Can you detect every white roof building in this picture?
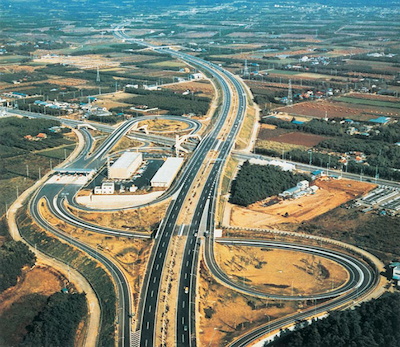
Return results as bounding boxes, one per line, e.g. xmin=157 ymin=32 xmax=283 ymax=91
xmin=249 ymin=158 xmax=295 ymax=171
xmin=151 ymin=157 xmax=184 ymax=188
xmin=94 ymin=182 xmax=115 ymax=194
xmin=108 ymin=152 xmax=143 ymax=179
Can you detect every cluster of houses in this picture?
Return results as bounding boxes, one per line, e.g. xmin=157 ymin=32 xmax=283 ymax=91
xmin=31 ymin=98 xmax=112 ymax=118
xmin=24 ymin=132 xmax=47 ymax=141
xmin=279 ymin=180 xmax=319 ymax=199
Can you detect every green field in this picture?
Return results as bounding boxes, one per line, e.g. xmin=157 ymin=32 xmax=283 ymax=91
xmin=36 ymin=144 xmax=76 ymax=160
xmin=335 ymin=96 xmax=400 ymax=109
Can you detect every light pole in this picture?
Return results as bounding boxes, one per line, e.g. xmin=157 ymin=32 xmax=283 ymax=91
xmin=208 ymin=327 xmax=218 ymax=346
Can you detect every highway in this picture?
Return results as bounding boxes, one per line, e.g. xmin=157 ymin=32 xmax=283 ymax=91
xmin=114 ymin=24 xmax=378 ymax=347
xmin=112 ymin=25 xmax=253 ymax=346
xmin=22 ymin=22 xmax=382 ymax=347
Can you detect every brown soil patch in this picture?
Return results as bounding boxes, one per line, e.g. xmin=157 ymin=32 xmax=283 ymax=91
xmin=198 ymin=259 xmax=299 ymax=347
xmin=139 ymin=119 xmax=190 ymax=133
xmin=46 ymin=78 xmax=89 ymax=87
xmin=33 ymin=54 xmax=120 ymax=69
xmin=68 ymin=201 xmax=168 ymax=233
xmin=0 ymin=266 xmax=66 ymax=313
xmin=278 ymin=100 xmax=400 ymax=120
xmin=164 ymin=80 xmax=214 ymax=98
xmin=110 ymin=137 xmax=143 ymax=153
xmin=260 ymin=124 xmax=277 ymax=130
xmin=230 ymin=178 xmax=375 ymax=228
xmin=215 ymin=244 xmax=348 ymax=296
xmin=268 ymin=132 xmax=329 ymax=147
xmin=257 ymin=127 xmax=288 ymax=141
xmin=39 ymin=200 xmax=153 ymax=329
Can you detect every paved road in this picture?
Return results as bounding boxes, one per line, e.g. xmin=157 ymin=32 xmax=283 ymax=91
xmin=115 ymin=24 xmax=378 ymax=347
xmin=28 ymin=118 xmax=144 ymax=347
xmin=112 ymin=26 xmax=250 ymax=346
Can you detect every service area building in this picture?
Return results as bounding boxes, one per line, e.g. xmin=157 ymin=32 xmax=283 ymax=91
xmin=108 ymin=152 xmax=143 ymax=179
xmin=94 ymin=182 xmax=115 ymax=194
xmin=151 ymin=157 xmax=184 ymax=188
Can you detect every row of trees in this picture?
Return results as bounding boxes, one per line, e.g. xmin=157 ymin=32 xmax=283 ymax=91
xmin=270 ymin=293 xmax=400 ymax=347
xmin=21 ymin=292 xmax=87 ymax=347
xmin=230 ymin=161 xmax=309 ymax=206
xmin=0 ymin=240 xmax=36 ymax=293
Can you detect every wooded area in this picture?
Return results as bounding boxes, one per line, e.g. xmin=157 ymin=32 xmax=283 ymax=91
xmin=124 ymin=88 xmax=210 ymax=116
xmin=0 ymin=240 xmax=36 ymax=293
xmin=21 ymin=292 xmax=87 ymax=347
xmin=230 ymin=162 xmax=309 ymax=206
xmin=271 ymin=293 xmax=400 ymax=347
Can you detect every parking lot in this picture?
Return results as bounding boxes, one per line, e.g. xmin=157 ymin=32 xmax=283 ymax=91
xmin=358 ymin=186 xmax=400 ymax=213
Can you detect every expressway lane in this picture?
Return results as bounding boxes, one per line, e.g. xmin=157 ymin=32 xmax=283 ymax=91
xmin=124 ymin=38 xmax=248 ymax=346
xmin=174 ymin=64 xmax=248 ymax=346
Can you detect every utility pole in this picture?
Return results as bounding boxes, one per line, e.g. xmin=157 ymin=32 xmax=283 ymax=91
xmin=243 ymin=59 xmax=249 ymax=78
xmin=96 ymin=66 xmax=101 ymax=83
xmin=287 ymin=79 xmax=293 ymax=106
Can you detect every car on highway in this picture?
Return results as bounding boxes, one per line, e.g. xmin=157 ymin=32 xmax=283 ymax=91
xmin=184 ymin=286 xmax=189 ymax=294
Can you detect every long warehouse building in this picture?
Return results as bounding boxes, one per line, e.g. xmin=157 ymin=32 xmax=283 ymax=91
xmin=108 ymin=152 xmax=143 ymax=179
xmin=151 ymin=157 xmax=184 ymax=188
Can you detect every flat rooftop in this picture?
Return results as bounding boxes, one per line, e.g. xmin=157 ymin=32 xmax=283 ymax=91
xmin=151 ymin=157 xmax=184 ymax=184
xmin=111 ymin=152 xmax=142 ymax=169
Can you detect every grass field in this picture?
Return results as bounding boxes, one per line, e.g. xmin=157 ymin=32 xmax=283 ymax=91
xmin=35 ymin=144 xmax=76 ymax=160
xmin=335 ymin=96 xmax=400 ymax=109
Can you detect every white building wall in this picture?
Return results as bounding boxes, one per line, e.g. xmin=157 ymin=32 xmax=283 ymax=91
xmin=151 ymin=157 xmax=184 ymax=188
xmin=109 ymin=152 xmax=143 ymax=179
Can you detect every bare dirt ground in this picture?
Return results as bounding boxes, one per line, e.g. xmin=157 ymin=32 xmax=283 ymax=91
xmin=33 ymin=54 xmax=120 ymax=69
xmin=229 ymin=178 xmax=376 ymax=228
xmin=0 ymin=266 xmax=66 ymax=313
xmin=164 ymin=80 xmax=215 ymax=98
xmin=198 ymin=258 xmax=299 ymax=347
xmin=278 ymin=100 xmax=400 ymax=120
xmin=68 ymin=201 xmax=168 ymax=233
xmin=139 ymin=118 xmax=190 ymax=133
xmin=215 ymin=244 xmax=348 ymax=296
xmin=267 ymin=131 xmax=329 ymax=147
